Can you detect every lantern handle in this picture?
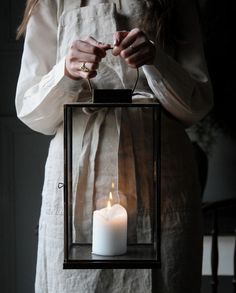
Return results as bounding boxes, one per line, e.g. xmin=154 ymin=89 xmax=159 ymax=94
xmin=86 ymin=67 xmax=139 ymax=95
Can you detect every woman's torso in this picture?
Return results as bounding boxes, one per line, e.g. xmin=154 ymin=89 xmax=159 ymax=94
xmin=42 ymin=0 xmax=200 ymax=219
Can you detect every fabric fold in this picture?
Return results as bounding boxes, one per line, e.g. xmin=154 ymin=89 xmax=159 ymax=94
xmin=74 ymin=108 xmax=108 ymax=242
xmin=73 ymin=97 xmax=156 ymax=244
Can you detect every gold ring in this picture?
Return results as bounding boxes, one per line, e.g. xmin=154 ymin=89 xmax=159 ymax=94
xmin=79 ymin=62 xmax=90 ymax=72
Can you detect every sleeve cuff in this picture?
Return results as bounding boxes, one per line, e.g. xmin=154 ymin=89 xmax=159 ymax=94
xmin=143 ymin=47 xmax=195 ymax=101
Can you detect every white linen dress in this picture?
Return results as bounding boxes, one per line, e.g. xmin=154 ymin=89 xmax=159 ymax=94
xmin=15 ymin=0 xmax=213 ymax=292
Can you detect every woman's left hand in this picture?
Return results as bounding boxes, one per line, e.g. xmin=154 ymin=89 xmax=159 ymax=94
xmin=112 ymin=28 xmax=156 ymax=68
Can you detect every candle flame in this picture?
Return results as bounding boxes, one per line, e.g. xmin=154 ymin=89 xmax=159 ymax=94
xmin=109 ymin=191 xmax=113 ymax=200
xmin=107 ymin=191 xmax=113 ymax=210
xmin=111 ymin=182 xmax=115 ymax=189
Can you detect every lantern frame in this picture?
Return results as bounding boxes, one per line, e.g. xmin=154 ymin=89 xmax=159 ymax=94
xmin=63 ymin=102 xmax=161 ymax=269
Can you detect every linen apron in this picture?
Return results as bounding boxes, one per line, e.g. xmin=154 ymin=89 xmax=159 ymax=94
xmin=35 ymin=1 xmax=203 ymax=292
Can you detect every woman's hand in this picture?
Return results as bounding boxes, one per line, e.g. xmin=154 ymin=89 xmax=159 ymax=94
xmin=65 ymin=36 xmax=111 ymax=80
xmin=112 ymin=28 xmax=156 ymax=68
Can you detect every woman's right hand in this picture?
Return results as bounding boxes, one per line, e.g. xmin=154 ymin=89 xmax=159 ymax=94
xmin=65 ymin=36 xmax=111 ymax=80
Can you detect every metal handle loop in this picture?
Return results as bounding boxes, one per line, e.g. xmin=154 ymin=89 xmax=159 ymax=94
xmin=87 ymin=67 xmax=139 ymax=96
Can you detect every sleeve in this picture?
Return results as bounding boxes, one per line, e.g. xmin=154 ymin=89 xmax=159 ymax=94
xmin=142 ymin=0 xmax=213 ymax=127
xmin=15 ymin=0 xmax=82 ymax=135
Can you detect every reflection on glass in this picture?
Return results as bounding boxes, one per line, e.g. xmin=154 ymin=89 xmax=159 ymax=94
xmin=70 ymin=106 xmax=155 ymax=249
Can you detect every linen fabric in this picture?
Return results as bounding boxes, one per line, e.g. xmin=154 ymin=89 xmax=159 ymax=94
xmin=15 ymin=0 xmax=213 ymax=292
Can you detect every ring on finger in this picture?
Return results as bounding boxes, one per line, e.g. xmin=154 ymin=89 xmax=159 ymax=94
xmin=129 ymin=45 xmax=135 ymax=52
xmin=79 ymin=62 xmax=90 ymax=72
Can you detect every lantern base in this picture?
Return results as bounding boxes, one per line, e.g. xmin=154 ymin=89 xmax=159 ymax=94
xmin=63 ymin=244 xmax=161 ymax=269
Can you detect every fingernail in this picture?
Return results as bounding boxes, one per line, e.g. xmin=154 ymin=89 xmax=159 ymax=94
xmin=113 ymin=36 xmax=118 ymax=46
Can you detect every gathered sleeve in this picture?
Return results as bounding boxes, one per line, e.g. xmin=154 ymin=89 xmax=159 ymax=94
xmin=15 ymin=0 xmax=82 ymax=135
xmin=143 ymin=0 xmax=213 ymax=126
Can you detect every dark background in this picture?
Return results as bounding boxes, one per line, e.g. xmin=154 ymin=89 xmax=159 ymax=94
xmin=0 ymin=0 xmax=235 ymax=292
xmin=0 ymin=1 xmax=52 ymax=292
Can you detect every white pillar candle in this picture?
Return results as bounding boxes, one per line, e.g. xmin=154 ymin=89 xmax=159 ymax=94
xmin=92 ymin=203 xmax=128 ymax=256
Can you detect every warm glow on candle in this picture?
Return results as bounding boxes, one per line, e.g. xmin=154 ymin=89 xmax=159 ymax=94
xmin=107 ymin=200 xmax=111 ymax=209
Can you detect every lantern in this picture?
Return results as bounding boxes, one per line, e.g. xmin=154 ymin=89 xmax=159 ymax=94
xmin=63 ymin=79 xmax=161 ymax=270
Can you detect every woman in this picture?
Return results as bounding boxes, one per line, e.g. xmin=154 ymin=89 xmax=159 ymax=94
xmin=16 ymin=0 xmax=213 ymax=292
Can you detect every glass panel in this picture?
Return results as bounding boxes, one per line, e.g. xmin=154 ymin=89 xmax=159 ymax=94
xmin=64 ymin=103 xmax=160 ymax=267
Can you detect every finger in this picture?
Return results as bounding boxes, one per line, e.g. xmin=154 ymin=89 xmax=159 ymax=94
xmin=70 ymin=50 xmax=102 ymax=63
xmin=83 ymin=36 xmax=111 ymax=56
xmin=73 ymin=40 xmax=106 ymax=58
xmin=69 ymin=64 xmax=97 ymax=79
xmin=120 ymin=38 xmax=150 ymax=59
xmin=113 ymin=31 xmax=129 ymax=46
xmin=79 ymin=70 xmax=97 ymax=80
xmin=124 ymin=48 xmax=153 ymax=68
xmin=86 ymin=36 xmax=111 ymax=49
xmin=113 ymin=28 xmax=142 ymax=56
xmin=65 ymin=65 xmax=97 ymax=80
xmin=90 ymin=37 xmax=112 ymax=51
xmin=69 ymin=61 xmax=99 ymax=73
xmin=125 ymin=56 xmax=147 ymax=68
xmin=76 ymin=62 xmax=99 ymax=71
xmin=80 ymin=62 xmax=99 ymax=71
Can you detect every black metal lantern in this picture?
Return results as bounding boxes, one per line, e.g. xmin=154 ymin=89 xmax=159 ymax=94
xmin=63 ymin=83 xmax=161 ymax=270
